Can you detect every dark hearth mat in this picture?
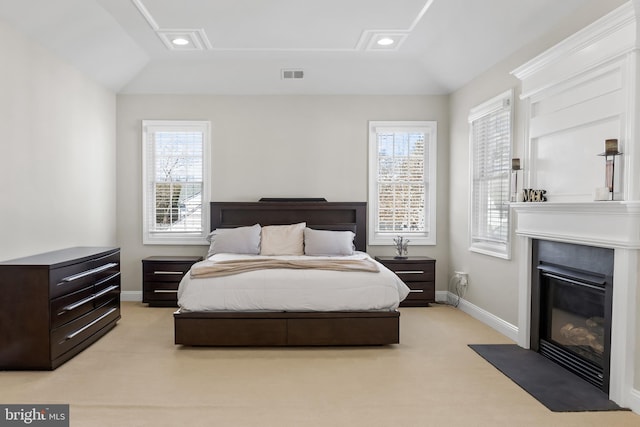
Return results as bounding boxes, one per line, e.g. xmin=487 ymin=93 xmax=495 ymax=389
xmin=469 ymin=344 xmax=628 ymax=412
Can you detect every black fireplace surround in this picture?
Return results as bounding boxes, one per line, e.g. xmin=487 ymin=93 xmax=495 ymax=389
xmin=531 ymin=240 xmax=613 ymax=393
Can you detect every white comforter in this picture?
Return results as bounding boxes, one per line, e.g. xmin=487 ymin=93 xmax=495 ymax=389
xmin=177 ymin=252 xmax=409 ymax=312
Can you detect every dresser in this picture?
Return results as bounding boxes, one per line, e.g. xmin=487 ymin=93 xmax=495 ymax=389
xmin=0 ymin=247 xmax=121 ymax=370
xmin=375 ymin=256 xmax=436 ymax=306
xmin=142 ymin=256 xmax=202 ymax=307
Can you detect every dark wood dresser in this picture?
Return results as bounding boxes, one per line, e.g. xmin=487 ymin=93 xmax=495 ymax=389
xmin=375 ymin=256 xmax=436 ymax=306
xmin=0 ymin=247 xmax=121 ymax=370
xmin=142 ymin=256 xmax=202 ymax=307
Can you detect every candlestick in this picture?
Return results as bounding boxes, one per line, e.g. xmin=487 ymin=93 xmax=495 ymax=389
xmin=605 ymin=139 xmax=619 ymax=155
xmin=598 ymin=140 xmax=623 ymax=201
xmin=511 ymin=158 xmax=521 ymax=202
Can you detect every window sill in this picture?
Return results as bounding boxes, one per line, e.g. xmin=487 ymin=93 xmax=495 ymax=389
xmin=469 ymin=242 xmax=510 ymax=260
xmin=369 ymin=235 xmax=436 ymax=246
xmin=143 ymin=237 xmax=209 ymax=246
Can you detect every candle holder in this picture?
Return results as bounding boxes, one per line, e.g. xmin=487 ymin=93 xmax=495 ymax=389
xmin=598 ymin=139 xmax=622 ymax=201
xmin=511 ymin=158 xmax=522 ymax=202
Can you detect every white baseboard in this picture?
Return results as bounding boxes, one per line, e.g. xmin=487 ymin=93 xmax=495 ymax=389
xmin=435 ymin=290 xmax=449 ymax=303
xmin=627 ymin=387 xmax=640 ymax=414
xmin=444 ymin=291 xmax=519 ymax=344
xmin=121 ymin=291 xmax=142 ymax=302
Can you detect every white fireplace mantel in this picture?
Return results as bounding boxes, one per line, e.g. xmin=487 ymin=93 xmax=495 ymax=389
xmin=513 ymin=201 xmax=640 ymax=249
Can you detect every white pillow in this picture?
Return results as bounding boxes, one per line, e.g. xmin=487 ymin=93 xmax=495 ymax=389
xmin=206 ymin=224 xmax=261 ymax=258
xmin=304 ymin=228 xmax=355 ymax=256
xmin=260 ymin=223 xmax=306 ymax=255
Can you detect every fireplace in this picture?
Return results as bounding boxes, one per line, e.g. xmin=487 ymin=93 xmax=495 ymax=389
xmin=531 ymin=240 xmax=613 ymax=393
xmin=508 ymin=1 xmax=640 ymax=411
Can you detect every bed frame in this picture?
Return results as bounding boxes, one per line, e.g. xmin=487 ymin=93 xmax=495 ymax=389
xmin=174 ymin=200 xmax=400 ymax=346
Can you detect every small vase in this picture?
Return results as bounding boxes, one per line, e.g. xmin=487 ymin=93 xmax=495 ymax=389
xmin=393 ymin=236 xmax=409 ymax=259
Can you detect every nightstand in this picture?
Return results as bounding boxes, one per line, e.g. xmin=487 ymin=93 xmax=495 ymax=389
xmin=375 ymin=256 xmax=436 ymax=306
xmin=142 ymin=256 xmax=202 ymax=307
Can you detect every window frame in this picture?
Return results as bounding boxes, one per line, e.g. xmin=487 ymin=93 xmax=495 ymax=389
xmin=368 ymin=120 xmax=437 ymax=246
xmin=142 ymin=120 xmax=211 ymax=245
xmin=468 ymin=89 xmax=513 ymax=259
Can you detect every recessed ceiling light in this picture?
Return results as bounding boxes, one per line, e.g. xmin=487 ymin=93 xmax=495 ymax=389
xmin=377 ymin=37 xmax=395 ymax=46
xmin=172 ymin=37 xmax=190 ymax=46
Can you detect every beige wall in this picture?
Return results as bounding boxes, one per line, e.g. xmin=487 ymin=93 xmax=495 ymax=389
xmin=448 ymin=0 xmax=627 ymax=325
xmin=0 ymin=19 xmax=117 ymax=262
xmin=116 ymin=95 xmax=449 ymax=295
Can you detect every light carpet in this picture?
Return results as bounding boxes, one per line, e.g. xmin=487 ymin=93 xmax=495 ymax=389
xmin=1 ymin=302 xmax=638 ymax=427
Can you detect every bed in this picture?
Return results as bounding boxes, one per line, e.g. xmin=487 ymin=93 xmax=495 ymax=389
xmin=173 ymin=200 xmax=408 ymax=346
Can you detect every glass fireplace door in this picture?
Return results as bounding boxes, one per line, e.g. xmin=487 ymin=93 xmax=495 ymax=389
xmin=538 ymin=267 xmax=611 ymax=390
xmin=541 ymin=273 xmax=606 ymax=367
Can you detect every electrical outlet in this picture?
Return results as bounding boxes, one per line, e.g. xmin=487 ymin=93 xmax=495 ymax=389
xmin=454 ymin=271 xmax=469 ymax=287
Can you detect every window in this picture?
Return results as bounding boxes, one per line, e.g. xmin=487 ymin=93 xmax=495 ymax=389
xmin=368 ymin=121 xmax=437 ymax=245
xmin=142 ymin=120 xmax=210 ymax=245
xmin=469 ymin=90 xmax=513 ymax=258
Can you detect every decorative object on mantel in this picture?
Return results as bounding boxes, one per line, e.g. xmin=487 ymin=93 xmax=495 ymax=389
xmin=596 ymin=139 xmax=622 ymax=201
xmin=393 ymin=236 xmax=409 ymax=259
xmin=511 ymin=158 xmax=522 ymax=202
xmin=522 ymin=189 xmax=547 ymax=202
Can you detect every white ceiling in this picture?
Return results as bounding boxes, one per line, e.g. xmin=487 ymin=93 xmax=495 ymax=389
xmin=0 ymin=0 xmax=601 ymax=94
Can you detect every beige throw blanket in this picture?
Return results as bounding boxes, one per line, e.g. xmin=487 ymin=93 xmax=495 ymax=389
xmin=190 ymin=257 xmax=380 ymax=279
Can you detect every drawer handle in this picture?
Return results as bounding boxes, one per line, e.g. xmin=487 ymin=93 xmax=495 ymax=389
xmin=62 ymin=263 xmax=118 ymax=283
xmin=60 ymin=285 xmax=120 ymax=313
xmin=396 ymin=270 xmax=424 ymax=274
xmin=153 ymin=271 xmax=184 ymax=275
xmin=409 ymin=289 xmax=424 ymax=293
xmin=94 ymin=272 xmax=120 ymax=287
xmin=64 ymin=307 xmax=118 ymax=341
xmin=153 ymin=289 xmax=179 ymax=294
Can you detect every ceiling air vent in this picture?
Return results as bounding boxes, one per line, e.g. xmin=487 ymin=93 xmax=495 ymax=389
xmin=281 ymin=69 xmax=304 ymax=80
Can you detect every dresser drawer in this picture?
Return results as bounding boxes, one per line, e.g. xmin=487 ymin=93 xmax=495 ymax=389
xmin=50 ymin=251 xmax=120 ymax=298
xmin=51 ymin=286 xmax=94 ymax=328
xmin=51 ymin=299 xmax=120 ymax=360
xmin=50 ymin=272 xmax=120 ymax=328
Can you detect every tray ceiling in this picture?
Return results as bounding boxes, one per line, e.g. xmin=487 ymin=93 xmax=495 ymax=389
xmin=0 ymin=0 xmax=608 ymax=94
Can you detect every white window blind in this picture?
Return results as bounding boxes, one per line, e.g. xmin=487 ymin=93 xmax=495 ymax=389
xmin=368 ymin=121 xmax=437 ymax=245
xmin=469 ymin=90 xmax=513 ymax=258
xmin=142 ymin=121 xmax=210 ymax=245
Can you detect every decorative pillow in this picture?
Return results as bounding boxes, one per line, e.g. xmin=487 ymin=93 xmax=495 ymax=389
xmin=206 ymin=224 xmax=261 ymax=258
xmin=260 ymin=222 xmax=306 ymax=255
xmin=304 ymin=228 xmax=355 ymax=256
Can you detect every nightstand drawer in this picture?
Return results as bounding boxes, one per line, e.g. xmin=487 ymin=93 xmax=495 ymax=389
xmin=404 ymin=281 xmax=435 ymax=300
xmin=143 ymin=262 xmax=194 ymax=282
xmin=391 ymin=265 xmax=434 ymax=282
xmin=143 ymin=282 xmax=181 ymax=301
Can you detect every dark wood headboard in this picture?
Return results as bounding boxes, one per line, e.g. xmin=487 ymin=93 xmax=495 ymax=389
xmin=210 ymin=201 xmax=367 ymax=251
